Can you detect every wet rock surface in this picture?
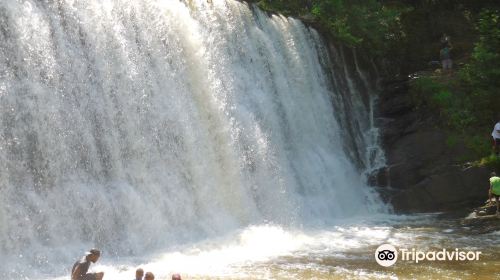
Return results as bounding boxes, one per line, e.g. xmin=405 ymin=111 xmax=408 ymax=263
xmin=375 ymin=76 xmax=493 ymax=212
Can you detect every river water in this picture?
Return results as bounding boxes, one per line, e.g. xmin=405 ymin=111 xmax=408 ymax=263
xmin=1 ymin=0 xmax=498 ymax=279
xmin=38 ymin=214 xmax=499 ymax=280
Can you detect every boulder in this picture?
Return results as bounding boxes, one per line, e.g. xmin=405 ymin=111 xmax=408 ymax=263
xmin=390 ymin=164 xmax=491 ymax=212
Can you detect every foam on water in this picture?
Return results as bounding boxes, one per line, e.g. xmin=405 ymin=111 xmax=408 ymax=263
xmin=43 ymin=218 xmax=402 ymax=279
xmin=42 ymin=214 xmax=500 ymax=280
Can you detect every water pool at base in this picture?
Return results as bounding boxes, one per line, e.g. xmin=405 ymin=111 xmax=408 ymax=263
xmin=38 ymin=214 xmax=500 ymax=280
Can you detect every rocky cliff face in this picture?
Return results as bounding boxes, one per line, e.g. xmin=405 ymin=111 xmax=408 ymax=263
xmin=373 ymin=77 xmax=492 ymax=213
xmin=243 ymin=0 xmax=493 ymax=214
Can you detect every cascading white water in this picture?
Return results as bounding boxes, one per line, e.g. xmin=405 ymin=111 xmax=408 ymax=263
xmin=0 ymin=0 xmax=387 ymax=277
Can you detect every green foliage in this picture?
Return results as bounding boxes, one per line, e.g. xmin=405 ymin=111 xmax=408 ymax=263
xmin=476 ymin=154 xmax=500 ymax=171
xmin=446 ymin=134 xmax=458 ymax=148
xmin=458 ymin=9 xmax=500 ymax=125
xmin=257 ymin=0 xmax=406 ymax=56
xmin=411 ymin=73 xmax=490 ymax=148
xmin=256 ymin=0 xmax=309 ymax=16
xmin=431 ymin=89 xmax=452 ymax=107
xmin=411 ymin=76 xmax=442 ymax=95
xmin=310 ymin=0 xmax=362 ymax=46
xmin=410 ymin=77 xmax=460 ymax=122
xmin=410 ymin=10 xmax=500 ymax=161
xmin=465 ymin=135 xmax=492 ymax=156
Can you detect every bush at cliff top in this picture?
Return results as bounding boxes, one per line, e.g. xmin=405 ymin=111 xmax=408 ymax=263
xmin=458 ymin=9 xmax=500 ymax=124
xmin=257 ymin=0 xmax=406 ymax=56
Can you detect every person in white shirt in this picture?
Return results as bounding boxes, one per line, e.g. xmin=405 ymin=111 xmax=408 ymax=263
xmin=493 ymin=120 xmax=500 ymax=156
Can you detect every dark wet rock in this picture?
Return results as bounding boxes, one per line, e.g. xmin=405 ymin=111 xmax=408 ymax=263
xmin=390 ymin=165 xmax=491 ymax=212
xmin=376 ymin=77 xmax=492 ymax=213
xmin=367 ymin=167 xmax=389 ymax=187
xmin=461 ymin=200 xmax=500 ymax=232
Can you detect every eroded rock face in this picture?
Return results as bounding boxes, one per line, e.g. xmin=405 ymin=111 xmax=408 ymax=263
xmin=375 ymin=77 xmax=492 ymax=213
xmin=390 ymin=165 xmax=491 ymax=212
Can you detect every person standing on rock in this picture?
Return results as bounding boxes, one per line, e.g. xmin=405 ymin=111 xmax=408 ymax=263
xmin=489 ymin=172 xmax=500 ymax=215
xmin=440 ymin=45 xmax=452 ymax=74
xmin=439 ymin=33 xmax=452 ymax=74
xmin=492 ymin=120 xmax=500 ymax=156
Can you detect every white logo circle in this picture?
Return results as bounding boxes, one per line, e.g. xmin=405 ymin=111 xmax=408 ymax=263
xmin=375 ymin=244 xmax=398 ymax=267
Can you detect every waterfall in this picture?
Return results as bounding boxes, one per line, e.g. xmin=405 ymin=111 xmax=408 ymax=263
xmin=0 ymin=0 xmax=386 ymax=277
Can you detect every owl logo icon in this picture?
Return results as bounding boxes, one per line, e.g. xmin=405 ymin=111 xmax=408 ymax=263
xmin=375 ymin=244 xmax=398 ymax=267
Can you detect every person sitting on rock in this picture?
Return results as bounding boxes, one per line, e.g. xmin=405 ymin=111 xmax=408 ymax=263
xmin=71 ymin=249 xmax=104 ymax=280
xmin=489 ymin=172 xmax=500 ymax=215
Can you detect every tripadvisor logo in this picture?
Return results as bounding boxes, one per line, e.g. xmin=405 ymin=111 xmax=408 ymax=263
xmin=375 ymin=244 xmax=398 ymax=267
xmin=375 ymin=244 xmax=482 ymax=267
